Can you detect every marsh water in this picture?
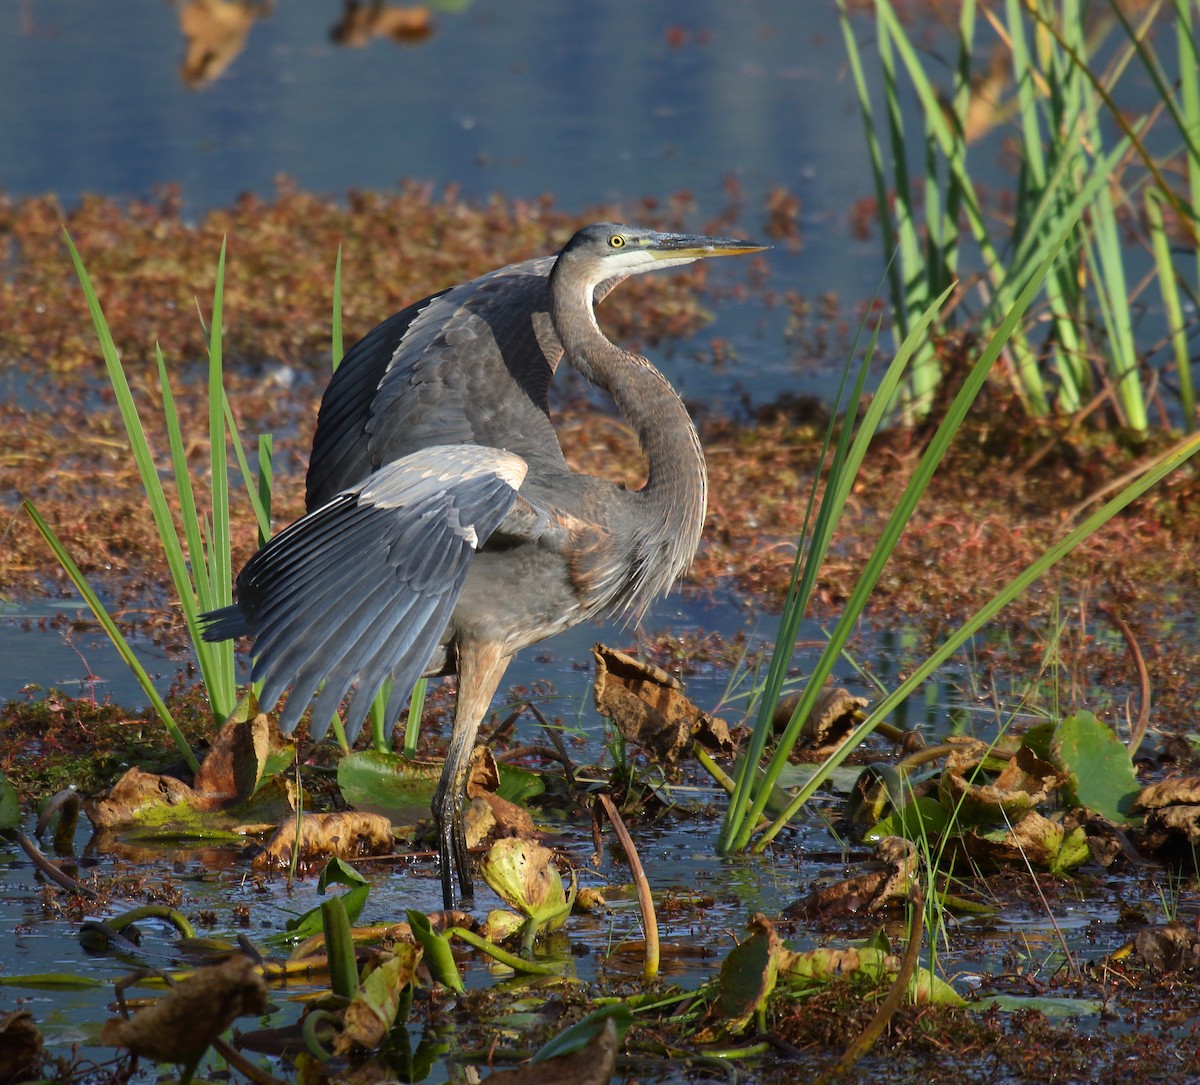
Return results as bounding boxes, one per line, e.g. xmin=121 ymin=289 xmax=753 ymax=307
xmin=2 ymin=2 xmax=1197 ymax=1082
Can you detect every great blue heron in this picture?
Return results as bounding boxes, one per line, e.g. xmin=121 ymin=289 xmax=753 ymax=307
xmin=202 ymin=223 xmax=765 ymax=906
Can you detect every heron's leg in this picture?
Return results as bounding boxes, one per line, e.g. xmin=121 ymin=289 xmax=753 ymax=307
xmin=433 ymin=640 xmax=510 ymax=909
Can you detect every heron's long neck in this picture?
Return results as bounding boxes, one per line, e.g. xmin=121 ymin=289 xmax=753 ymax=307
xmin=550 ymin=281 xmax=707 ymax=611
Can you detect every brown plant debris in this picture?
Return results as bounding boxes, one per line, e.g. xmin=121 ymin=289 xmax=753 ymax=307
xmin=0 ymin=1010 xmax=43 ymax=1085
xmin=591 ymin=644 xmax=731 ymax=767
xmin=482 ymin=1015 xmax=619 ymax=1085
xmin=1135 ymin=775 xmax=1200 ymax=809
xmin=783 ymin=836 xmax=918 ymax=922
xmin=193 ymin=712 xmax=291 ymax=801
xmin=776 ymin=686 xmax=870 ymax=754
xmin=253 ymin=810 xmax=395 ymax=869
xmin=98 ymin=955 xmax=268 ymax=1064
xmin=1129 ymin=922 xmax=1200 ymax=973
xmin=465 ymin=745 xmax=539 ymax=845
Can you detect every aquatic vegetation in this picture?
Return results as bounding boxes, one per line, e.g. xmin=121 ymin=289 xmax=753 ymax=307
xmin=840 ymin=0 xmax=1200 ymax=430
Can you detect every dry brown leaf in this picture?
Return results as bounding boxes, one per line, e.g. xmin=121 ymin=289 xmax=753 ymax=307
xmin=961 ymin=810 xmax=1061 ymax=867
xmin=775 ymin=687 xmax=868 ymax=752
xmin=939 ymin=745 xmax=1062 ymax=823
xmin=465 ymin=747 xmax=538 ymax=846
xmin=194 ymin=713 xmax=286 ymax=800
xmin=466 ymin=745 xmax=503 ymax=798
xmin=1135 ymin=776 xmax=1200 ymax=810
xmin=98 ymin=956 xmax=267 ymax=1064
xmin=1145 ymin=804 xmax=1200 ymax=843
xmin=84 ymin=767 xmax=210 ymax=830
xmin=784 ymin=837 xmax=917 ymax=921
xmin=253 ymin=811 xmax=394 ymax=869
xmin=591 ymin=644 xmax=730 ymax=767
xmin=0 ymin=1010 xmax=43 ymax=1084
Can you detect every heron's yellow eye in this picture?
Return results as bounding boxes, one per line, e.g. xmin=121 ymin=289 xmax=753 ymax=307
xmin=609 ymin=234 xmax=626 ymax=249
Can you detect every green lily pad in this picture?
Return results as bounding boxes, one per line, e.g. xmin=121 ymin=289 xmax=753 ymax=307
xmin=1051 ymin=711 xmax=1139 ymax=823
xmin=336 ymin=750 xmax=441 ymax=821
xmin=865 ymin=796 xmax=950 ymax=842
xmin=496 ymin=763 xmax=546 ymax=805
xmin=976 ymin=994 xmax=1105 ymax=1016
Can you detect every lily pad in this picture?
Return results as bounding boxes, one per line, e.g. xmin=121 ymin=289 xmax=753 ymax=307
xmin=866 ymin=796 xmax=950 ymax=842
xmin=336 ymin=750 xmax=441 ymax=822
xmin=704 ymin=913 xmax=781 ymax=1036
xmin=1051 ymin=711 xmax=1139 ymax=823
xmin=975 ymin=994 xmax=1105 ymax=1017
xmin=479 ymin=838 xmax=570 ymax=930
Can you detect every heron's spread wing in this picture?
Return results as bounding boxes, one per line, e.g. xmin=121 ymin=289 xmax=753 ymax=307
xmin=203 ymin=445 xmax=529 ymax=743
xmin=306 ymin=256 xmax=563 ymax=510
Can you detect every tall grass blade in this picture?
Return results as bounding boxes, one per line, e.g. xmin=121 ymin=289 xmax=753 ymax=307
xmin=206 ymin=241 xmax=235 ymax=720
xmin=1146 ymin=191 xmax=1194 ymax=428
xmin=222 ymin=394 xmax=272 ymax=545
xmin=742 ymin=211 xmax=1079 ymax=852
xmin=257 ymin=433 xmax=274 ymax=547
xmin=62 ymin=231 xmax=242 ymax=725
xmin=22 ymin=501 xmax=200 ymax=775
xmin=402 ymin=678 xmax=427 ymax=759
xmin=332 ymin=245 xmax=344 ymax=371
xmin=155 ymin=343 xmax=227 ymax=714
xmin=719 ymin=284 xmax=954 ymax=852
xmin=758 ymin=430 xmax=1200 ymax=845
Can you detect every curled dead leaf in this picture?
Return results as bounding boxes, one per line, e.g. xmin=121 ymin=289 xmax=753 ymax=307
xmin=1135 ymin=776 xmax=1200 ymax=810
xmin=479 ymin=838 xmax=568 ymax=927
xmin=775 ymin=686 xmax=868 ymax=753
xmin=84 ymin=767 xmax=206 ymax=830
xmin=98 ymin=956 xmax=267 ymax=1063
xmin=465 ymin=747 xmax=538 ymax=846
xmin=194 ymin=712 xmax=290 ymax=801
xmin=333 ymin=944 xmax=423 ymax=1055
xmin=1144 ymin=804 xmax=1200 ymax=844
xmin=939 ymin=744 xmax=1064 ymax=824
xmin=960 ymin=810 xmax=1089 ymax=872
xmin=254 ymin=811 xmax=394 ymax=869
xmin=574 ymin=887 xmax=608 ymax=914
xmin=784 ymin=836 xmax=917 ymax=921
xmin=0 ymin=1009 xmax=43 ymax=1083
xmin=592 ymin=645 xmax=731 ymax=767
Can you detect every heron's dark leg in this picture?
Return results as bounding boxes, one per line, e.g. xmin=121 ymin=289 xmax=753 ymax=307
xmin=433 ymin=640 xmax=510 ymax=908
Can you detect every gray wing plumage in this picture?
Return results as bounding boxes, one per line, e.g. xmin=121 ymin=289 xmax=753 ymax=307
xmin=306 ymin=256 xmax=564 ymax=510
xmin=203 ymin=445 xmax=530 ymax=742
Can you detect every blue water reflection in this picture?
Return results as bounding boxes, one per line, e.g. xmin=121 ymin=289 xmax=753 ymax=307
xmin=1 ymin=2 xmax=861 ymax=232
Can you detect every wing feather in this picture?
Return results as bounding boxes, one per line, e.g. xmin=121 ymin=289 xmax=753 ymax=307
xmin=202 ymin=445 xmax=529 ymax=743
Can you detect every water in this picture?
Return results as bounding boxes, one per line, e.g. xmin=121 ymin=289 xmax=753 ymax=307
xmin=2 ymin=3 xmax=869 ymax=262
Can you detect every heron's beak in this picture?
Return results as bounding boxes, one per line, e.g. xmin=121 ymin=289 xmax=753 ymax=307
xmin=648 ymin=233 xmax=768 ymax=260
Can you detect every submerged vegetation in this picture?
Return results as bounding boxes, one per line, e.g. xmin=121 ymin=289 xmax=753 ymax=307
xmin=2 ymin=3 xmax=1200 ymax=1084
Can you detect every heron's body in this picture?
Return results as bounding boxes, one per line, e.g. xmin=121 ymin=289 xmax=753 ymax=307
xmin=203 ymin=224 xmax=762 ymax=905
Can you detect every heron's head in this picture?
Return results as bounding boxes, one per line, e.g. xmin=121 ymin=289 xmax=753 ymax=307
xmin=554 ymin=223 xmax=766 ymax=292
